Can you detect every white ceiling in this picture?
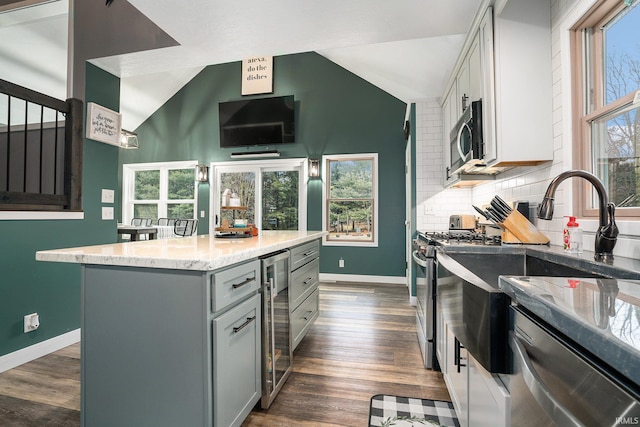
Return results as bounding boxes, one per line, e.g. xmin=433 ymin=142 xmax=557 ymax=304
xmin=1 ymin=0 xmax=482 ymax=130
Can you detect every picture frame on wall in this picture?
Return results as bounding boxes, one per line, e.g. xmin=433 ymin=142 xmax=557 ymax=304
xmin=86 ymin=102 xmax=122 ymax=147
xmin=241 ymin=56 xmax=273 ymax=95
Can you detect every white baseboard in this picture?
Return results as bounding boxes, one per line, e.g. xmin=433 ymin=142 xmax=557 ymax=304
xmin=409 ymin=296 xmax=417 ymax=306
xmin=319 ymin=273 xmax=407 ymax=285
xmin=0 ymin=329 xmax=80 ymax=373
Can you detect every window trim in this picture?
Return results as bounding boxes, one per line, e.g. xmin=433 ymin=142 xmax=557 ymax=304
xmin=322 ymin=153 xmax=378 ymax=248
xmin=572 ymin=0 xmax=640 ymax=218
xmin=122 ymin=160 xmax=198 ymax=224
xmin=209 ymin=158 xmax=308 ymax=235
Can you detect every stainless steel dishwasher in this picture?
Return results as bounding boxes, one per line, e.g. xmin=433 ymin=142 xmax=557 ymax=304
xmin=510 ymin=306 xmax=640 ymax=426
xmin=260 ymin=250 xmax=292 ymax=409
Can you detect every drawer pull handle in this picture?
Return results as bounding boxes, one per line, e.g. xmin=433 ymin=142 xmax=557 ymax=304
xmin=232 ymin=277 xmax=255 ymax=289
xmin=233 ymin=316 xmax=256 ymax=334
xmin=303 ymin=310 xmax=315 ymax=321
xmin=302 ymin=251 xmax=317 ymax=257
xmin=303 ymin=277 xmax=314 ymax=285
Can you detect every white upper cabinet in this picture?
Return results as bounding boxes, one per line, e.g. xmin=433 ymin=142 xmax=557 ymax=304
xmin=441 ymin=0 xmax=553 ymax=185
xmin=484 ymin=0 xmax=553 ymax=168
xmin=467 ymin=35 xmax=482 ymax=106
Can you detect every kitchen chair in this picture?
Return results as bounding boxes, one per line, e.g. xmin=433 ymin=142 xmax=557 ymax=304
xmin=157 ymin=218 xmax=177 ymax=226
xmin=174 ymin=219 xmax=198 ymax=237
xmin=131 ymin=217 xmax=152 ymax=226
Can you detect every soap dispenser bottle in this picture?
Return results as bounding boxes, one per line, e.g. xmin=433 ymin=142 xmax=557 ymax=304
xmin=564 ymin=216 xmax=583 ymax=253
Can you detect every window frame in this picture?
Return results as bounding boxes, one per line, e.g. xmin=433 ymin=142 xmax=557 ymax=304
xmin=572 ymin=0 xmax=640 ymax=218
xmin=209 ymin=158 xmax=308 ymax=235
xmin=122 ymin=160 xmax=198 ymax=225
xmin=322 ymin=153 xmax=378 ymax=247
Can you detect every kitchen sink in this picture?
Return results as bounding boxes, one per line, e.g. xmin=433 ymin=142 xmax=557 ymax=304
xmin=443 ymin=252 xmax=608 ymax=289
xmin=436 ymin=248 xmax=640 ymax=374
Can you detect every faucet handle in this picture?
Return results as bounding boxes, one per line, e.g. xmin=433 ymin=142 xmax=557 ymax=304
xmin=604 ymin=203 xmax=618 ymax=237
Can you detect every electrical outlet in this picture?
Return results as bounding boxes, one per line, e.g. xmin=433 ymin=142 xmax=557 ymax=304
xmin=24 ymin=313 xmax=40 ymax=333
xmin=339 ymin=258 xmax=344 ymax=268
xmin=200 ymin=210 xmax=205 ymax=218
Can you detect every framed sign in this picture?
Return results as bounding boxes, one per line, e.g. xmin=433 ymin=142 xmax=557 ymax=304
xmin=86 ymin=102 xmax=122 ymax=146
xmin=241 ymin=56 xmax=273 ymax=95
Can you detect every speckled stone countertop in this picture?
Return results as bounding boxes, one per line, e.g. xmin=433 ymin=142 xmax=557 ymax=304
xmin=36 ymin=231 xmax=326 ymax=271
xmin=499 ymin=275 xmax=640 ymax=387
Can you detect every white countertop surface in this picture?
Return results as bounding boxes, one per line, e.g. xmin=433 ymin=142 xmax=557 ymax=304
xmin=36 ymin=231 xmax=326 ymax=271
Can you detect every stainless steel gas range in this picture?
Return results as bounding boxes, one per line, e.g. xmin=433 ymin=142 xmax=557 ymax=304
xmin=412 ymin=230 xmax=502 ymax=370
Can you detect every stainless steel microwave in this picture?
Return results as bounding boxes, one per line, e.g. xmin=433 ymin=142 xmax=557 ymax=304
xmin=448 ymin=100 xmax=484 ymax=177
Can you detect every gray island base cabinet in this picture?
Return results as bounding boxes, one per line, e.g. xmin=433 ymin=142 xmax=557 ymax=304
xmin=35 ymin=231 xmax=326 ymax=427
xmin=81 ymin=261 xmax=261 ymax=427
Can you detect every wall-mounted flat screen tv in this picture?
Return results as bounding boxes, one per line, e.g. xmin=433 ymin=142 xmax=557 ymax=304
xmin=219 ymin=95 xmax=295 ymax=148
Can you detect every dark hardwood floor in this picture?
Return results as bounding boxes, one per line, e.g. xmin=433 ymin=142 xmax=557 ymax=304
xmin=0 ymin=282 xmax=448 ymax=426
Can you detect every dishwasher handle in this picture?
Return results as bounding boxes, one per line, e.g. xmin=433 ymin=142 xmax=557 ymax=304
xmin=510 ymin=331 xmax=584 ymax=427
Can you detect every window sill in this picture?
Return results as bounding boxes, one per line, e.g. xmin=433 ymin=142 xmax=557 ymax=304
xmin=322 ymin=238 xmax=378 ymax=248
xmin=0 ymin=211 xmax=85 ymax=220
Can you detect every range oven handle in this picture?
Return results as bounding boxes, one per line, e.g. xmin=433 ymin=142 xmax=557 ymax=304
xmin=412 ymin=250 xmax=429 ymax=268
xmin=510 ymin=331 xmax=583 ymax=427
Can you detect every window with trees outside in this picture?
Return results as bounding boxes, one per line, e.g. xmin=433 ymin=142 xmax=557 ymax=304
xmin=211 ymin=158 xmax=307 ymax=234
xmin=122 ymin=161 xmax=197 ymax=224
xmin=572 ymin=0 xmax=640 ymax=217
xmin=322 ymin=154 xmax=378 ymax=246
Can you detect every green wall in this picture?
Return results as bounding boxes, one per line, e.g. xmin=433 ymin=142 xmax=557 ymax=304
xmin=120 ymin=52 xmax=408 ymax=277
xmin=0 ymin=64 xmax=120 ymax=356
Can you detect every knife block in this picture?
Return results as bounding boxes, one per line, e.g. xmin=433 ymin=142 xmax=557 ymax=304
xmin=501 ymin=229 xmax=523 ymax=244
xmin=500 ymin=210 xmax=550 ymax=245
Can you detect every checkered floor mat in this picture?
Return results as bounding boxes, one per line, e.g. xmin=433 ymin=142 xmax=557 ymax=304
xmin=368 ymin=394 xmax=460 ymax=427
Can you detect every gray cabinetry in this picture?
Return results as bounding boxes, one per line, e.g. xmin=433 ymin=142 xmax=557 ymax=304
xmin=81 ymin=259 xmax=262 ymax=427
xmin=212 ymin=293 xmax=261 ymax=427
xmin=289 ymin=239 xmax=320 ymax=350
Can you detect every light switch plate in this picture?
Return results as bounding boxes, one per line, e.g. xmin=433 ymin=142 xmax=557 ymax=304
xmin=101 ymin=189 xmax=115 ymax=203
xmin=102 ymin=207 xmax=114 ymax=220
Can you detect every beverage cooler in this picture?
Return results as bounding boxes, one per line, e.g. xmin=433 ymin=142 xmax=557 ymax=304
xmin=260 ymin=250 xmax=292 ymax=408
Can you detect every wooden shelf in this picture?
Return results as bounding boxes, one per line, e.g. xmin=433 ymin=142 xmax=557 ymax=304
xmin=221 ymin=206 xmax=247 ymax=211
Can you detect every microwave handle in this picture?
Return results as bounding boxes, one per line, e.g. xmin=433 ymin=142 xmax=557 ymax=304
xmin=457 ymin=122 xmax=471 ymax=161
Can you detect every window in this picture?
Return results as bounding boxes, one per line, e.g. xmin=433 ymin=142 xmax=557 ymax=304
xmin=573 ymin=0 xmax=640 ymax=217
xmin=322 ymin=154 xmax=378 ymax=246
xmin=122 ymin=161 xmax=197 ymax=224
xmin=211 ymin=158 xmax=307 ymax=233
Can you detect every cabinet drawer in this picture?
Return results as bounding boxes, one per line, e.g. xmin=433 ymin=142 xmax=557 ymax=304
xmin=290 ymin=258 xmax=319 ymax=308
xmin=290 ymin=239 xmax=319 ymax=271
xmin=291 ymin=288 xmax=319 ymax=350
xmin=212 ymin=294 xmax=261 ymax=427
xmin=211 ymin=260 xmax=260 ymax=313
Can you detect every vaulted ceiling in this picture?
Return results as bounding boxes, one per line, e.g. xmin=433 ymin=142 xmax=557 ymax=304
xmin=1 ymin=0 xmax=482 ymax=130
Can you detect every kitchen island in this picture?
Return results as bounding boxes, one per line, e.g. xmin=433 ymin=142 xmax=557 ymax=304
xmin=36 ymin=230 xmax=325 ymax=427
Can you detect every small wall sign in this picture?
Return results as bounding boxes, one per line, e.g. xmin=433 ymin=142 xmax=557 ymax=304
xmin=241 ymin=56 xmax=273 ymax=95
xmin=86 ymin=102 xmax=122 ymax=146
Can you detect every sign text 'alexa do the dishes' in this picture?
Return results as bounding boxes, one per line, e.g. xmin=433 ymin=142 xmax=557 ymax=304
xmin=241 ymin=56 xmax=273 ymax=95
xmin=86 ymin=102 xmax=122 ymax=147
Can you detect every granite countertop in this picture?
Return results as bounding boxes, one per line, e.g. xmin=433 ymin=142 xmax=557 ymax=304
xmin=36 ymin=230 xmax=326 ymax=271
xmin=499 ymin=275 xmax=640 ymax=387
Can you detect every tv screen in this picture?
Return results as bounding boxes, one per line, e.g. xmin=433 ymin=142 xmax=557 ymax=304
xmin=219 ymin=95 xmax=295 ymax=148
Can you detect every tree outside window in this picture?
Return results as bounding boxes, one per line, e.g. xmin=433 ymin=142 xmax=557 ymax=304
xmin=123 ymin=161 xmax=197 ymax=224
xmin=323 ymin=154 xmax=378 ymax=246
